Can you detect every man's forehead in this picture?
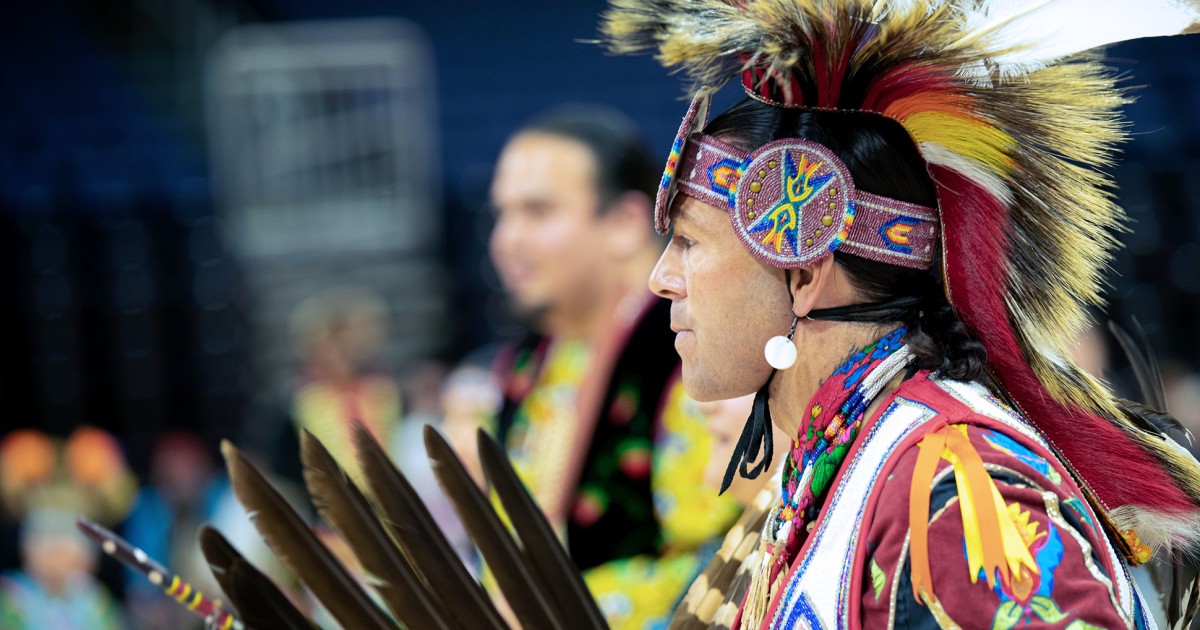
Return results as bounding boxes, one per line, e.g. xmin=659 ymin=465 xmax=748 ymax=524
xmin=500 ymin=133 xmax=596 ymax=177
xmin=493 ymin=133 xmax=596 ymax=196
xmin=668 ymin=194 xmax=699 ymax=225
xmin=669 ymin=194 xmax=724 ymax=229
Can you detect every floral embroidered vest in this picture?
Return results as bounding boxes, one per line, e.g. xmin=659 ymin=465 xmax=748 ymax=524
xmin=758 ymin=372 xmax=1155 ymax=630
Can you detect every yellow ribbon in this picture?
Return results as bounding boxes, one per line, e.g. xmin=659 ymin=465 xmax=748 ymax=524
xmin=910 ymin=424 xmax=1040 ymax=605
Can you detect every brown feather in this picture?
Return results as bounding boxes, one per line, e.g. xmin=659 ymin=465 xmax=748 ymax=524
xmin=352 ymin=422 xmax=507 ymax=630
xmin=475 ymin=428 xmax=607 ymax=629
xmin=423 ymin=425 xmax=562 ymax=629
xmin=198 ymin=525 xmax=316 ymax=630
xmin=669 ymin=485 xmax=774 ymax=630
xmin=300 ymin=430 xmax=453 ymax=629
xmin=220 ymin=440 xmax=396 ymax=630
xmin=1105 ymin=323 xmax=1200 ymax=629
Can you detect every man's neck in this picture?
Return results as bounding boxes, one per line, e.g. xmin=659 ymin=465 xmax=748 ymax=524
xmin=767 ymin=321 xmax=896 ymax=440
xmin=543 ymin=285 xmax=625 ymax=344
xmin=544 ymin=245 xmax=661 ymax=344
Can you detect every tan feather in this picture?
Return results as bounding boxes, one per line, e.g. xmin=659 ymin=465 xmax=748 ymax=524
xmin=300 ymin=430 xmax=452 ymax=629
xmin=669 ymin=484 xmax=776 ymax=630
xmin=351 ymin=422 xmax=507 ymax=630
xmin=198 ymin=525 xmax=317 ymax=630
xmin=221 ymin=440 xmax=396 ymax=630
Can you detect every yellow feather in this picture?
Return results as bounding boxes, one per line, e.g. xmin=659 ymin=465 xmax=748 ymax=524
xmin=903 ymin=112 xmax=1016 ymax=174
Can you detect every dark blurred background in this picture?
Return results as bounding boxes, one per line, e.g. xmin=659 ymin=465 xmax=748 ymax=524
xmin=0 ymin=0 xmax=1197 ymax=625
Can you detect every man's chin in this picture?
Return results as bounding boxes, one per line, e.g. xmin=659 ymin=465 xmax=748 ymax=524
xmin=507 ymin=296 xmax=553 ymax=330
xmin=680 ymin=364 xmax=723 ymax=403
xmin=680 ymin=363 xmax=761 ymax=403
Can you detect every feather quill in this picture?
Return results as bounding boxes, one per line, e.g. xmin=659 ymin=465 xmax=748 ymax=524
xmin=423 ymin=425 xmax=562 ymax=629
xmin=300 ymin=430 xmax=452 ymax=629
xmin=77 ymin=517 xmax=244 ymax=630
xmin=220 ymin=440 xmax=396 ymax=630
xmin=352 ymin=422 xmax=507 ymax=630
xmin=198 ymin=525 xmax=316 ymax=630
xmin=1109 ymin=319 xmax=1192 ymax=440
xmin=475 ymin=428 xmax=607 ymax=629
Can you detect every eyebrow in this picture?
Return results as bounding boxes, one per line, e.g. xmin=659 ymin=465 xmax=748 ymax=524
xmin=669 ymin=198 xmax=693 ymax=225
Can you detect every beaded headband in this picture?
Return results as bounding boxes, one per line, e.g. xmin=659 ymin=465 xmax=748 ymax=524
xmin=656 ymin=89 xmax=938 ymax=270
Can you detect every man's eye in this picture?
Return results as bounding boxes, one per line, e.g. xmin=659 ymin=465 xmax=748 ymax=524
xmin=524 ymin=203 xmax=553 ymax=219
xmin=675 ymin=234 xmax=695 ymax=249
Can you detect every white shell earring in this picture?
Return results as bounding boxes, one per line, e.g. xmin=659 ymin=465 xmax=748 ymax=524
xmin=764 ymin=316 xmax=800 ymax=370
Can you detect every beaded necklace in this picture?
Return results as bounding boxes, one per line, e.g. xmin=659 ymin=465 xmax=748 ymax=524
xmin=740 ymin=327 xmax=913 ymax=629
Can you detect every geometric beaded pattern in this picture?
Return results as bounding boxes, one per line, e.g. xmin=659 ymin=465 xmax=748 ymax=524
xmin=655 ymin=90 xmax=939 ymax=270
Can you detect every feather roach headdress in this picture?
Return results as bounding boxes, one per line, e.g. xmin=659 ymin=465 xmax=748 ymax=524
xmin=601 ymin=0 xmax=1200 ymax=560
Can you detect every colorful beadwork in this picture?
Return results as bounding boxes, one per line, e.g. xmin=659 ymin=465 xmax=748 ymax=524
xmin=778 ymin=327 xmax=909 ymax=527
xmin=878 ymin=216 xmax=923 ymax=254
xmin=740 ymin=327 xmax=913 ymax=630
xmin=708 ymin=158 xmax=744 ymax=208
xmin=661 ymin=136 xmax=684 ymax=191
xmin=653 ymin=90 xmax=939 ymax=271
xmin=747 ymin=151 xmax=834 ymax=254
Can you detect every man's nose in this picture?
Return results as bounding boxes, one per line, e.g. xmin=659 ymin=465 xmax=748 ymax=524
xmin=649 ymin=243 xmax=685 ymax=300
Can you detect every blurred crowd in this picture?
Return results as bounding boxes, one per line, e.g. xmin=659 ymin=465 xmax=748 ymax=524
xmin=0 ymin=96 xmax=782 ymax=629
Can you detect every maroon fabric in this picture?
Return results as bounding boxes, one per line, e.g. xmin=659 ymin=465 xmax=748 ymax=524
xmin=735 ymin=372 xmax=1142 ymax=628
xmin=934 ymin=164 xmax=1193 ymax=515
xmin=853 ymin=375 xmax=1137 ymax=629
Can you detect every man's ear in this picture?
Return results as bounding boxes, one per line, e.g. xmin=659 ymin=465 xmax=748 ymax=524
xmin=602 ymin=191 xmax=654 ymax=259
xmin=789 ymin=255 xmax=838 ymax=319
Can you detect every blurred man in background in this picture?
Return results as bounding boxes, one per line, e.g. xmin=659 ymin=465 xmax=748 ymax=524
xmin=487 ymin=105 xmax=745 ymax=629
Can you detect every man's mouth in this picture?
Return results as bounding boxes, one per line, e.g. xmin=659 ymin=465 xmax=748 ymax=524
xmin=500 ymin=264 xmax=534 ymax=289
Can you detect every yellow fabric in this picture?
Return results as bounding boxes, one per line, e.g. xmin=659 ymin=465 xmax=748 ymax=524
xmin=496 ymin=367 xmax=739 ymax=630
xmin=584 ymin=554 xmax=705 ymax=629
xmin=482 ymin=341 xmax=584 ymax=611
xmin=505 ymin=340 xmax=591 ymax=518
xmin=293 ymin=375 xmax=401 ymax=486
xmin=945 ymin=442 xmax=985 ymax=583
xmin=1003 ymin=501 xmax=1049 ymax=603
xmin=654 ymin=381 xmax=745 ymax=548
xmin=584 ymin=379 xmax=741 ymax=629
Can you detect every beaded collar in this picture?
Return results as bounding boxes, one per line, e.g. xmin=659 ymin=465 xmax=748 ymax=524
xmin=779 ymin=326 xmax=911 ymax=531
xmin=741 ymin=327 xmax=913 ymax=628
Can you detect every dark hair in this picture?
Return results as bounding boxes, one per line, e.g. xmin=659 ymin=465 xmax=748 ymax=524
xmin=517 ymin=105 xmax=659 ymax=213
xmin=704 ymin=98 xmax=987 ymax=380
